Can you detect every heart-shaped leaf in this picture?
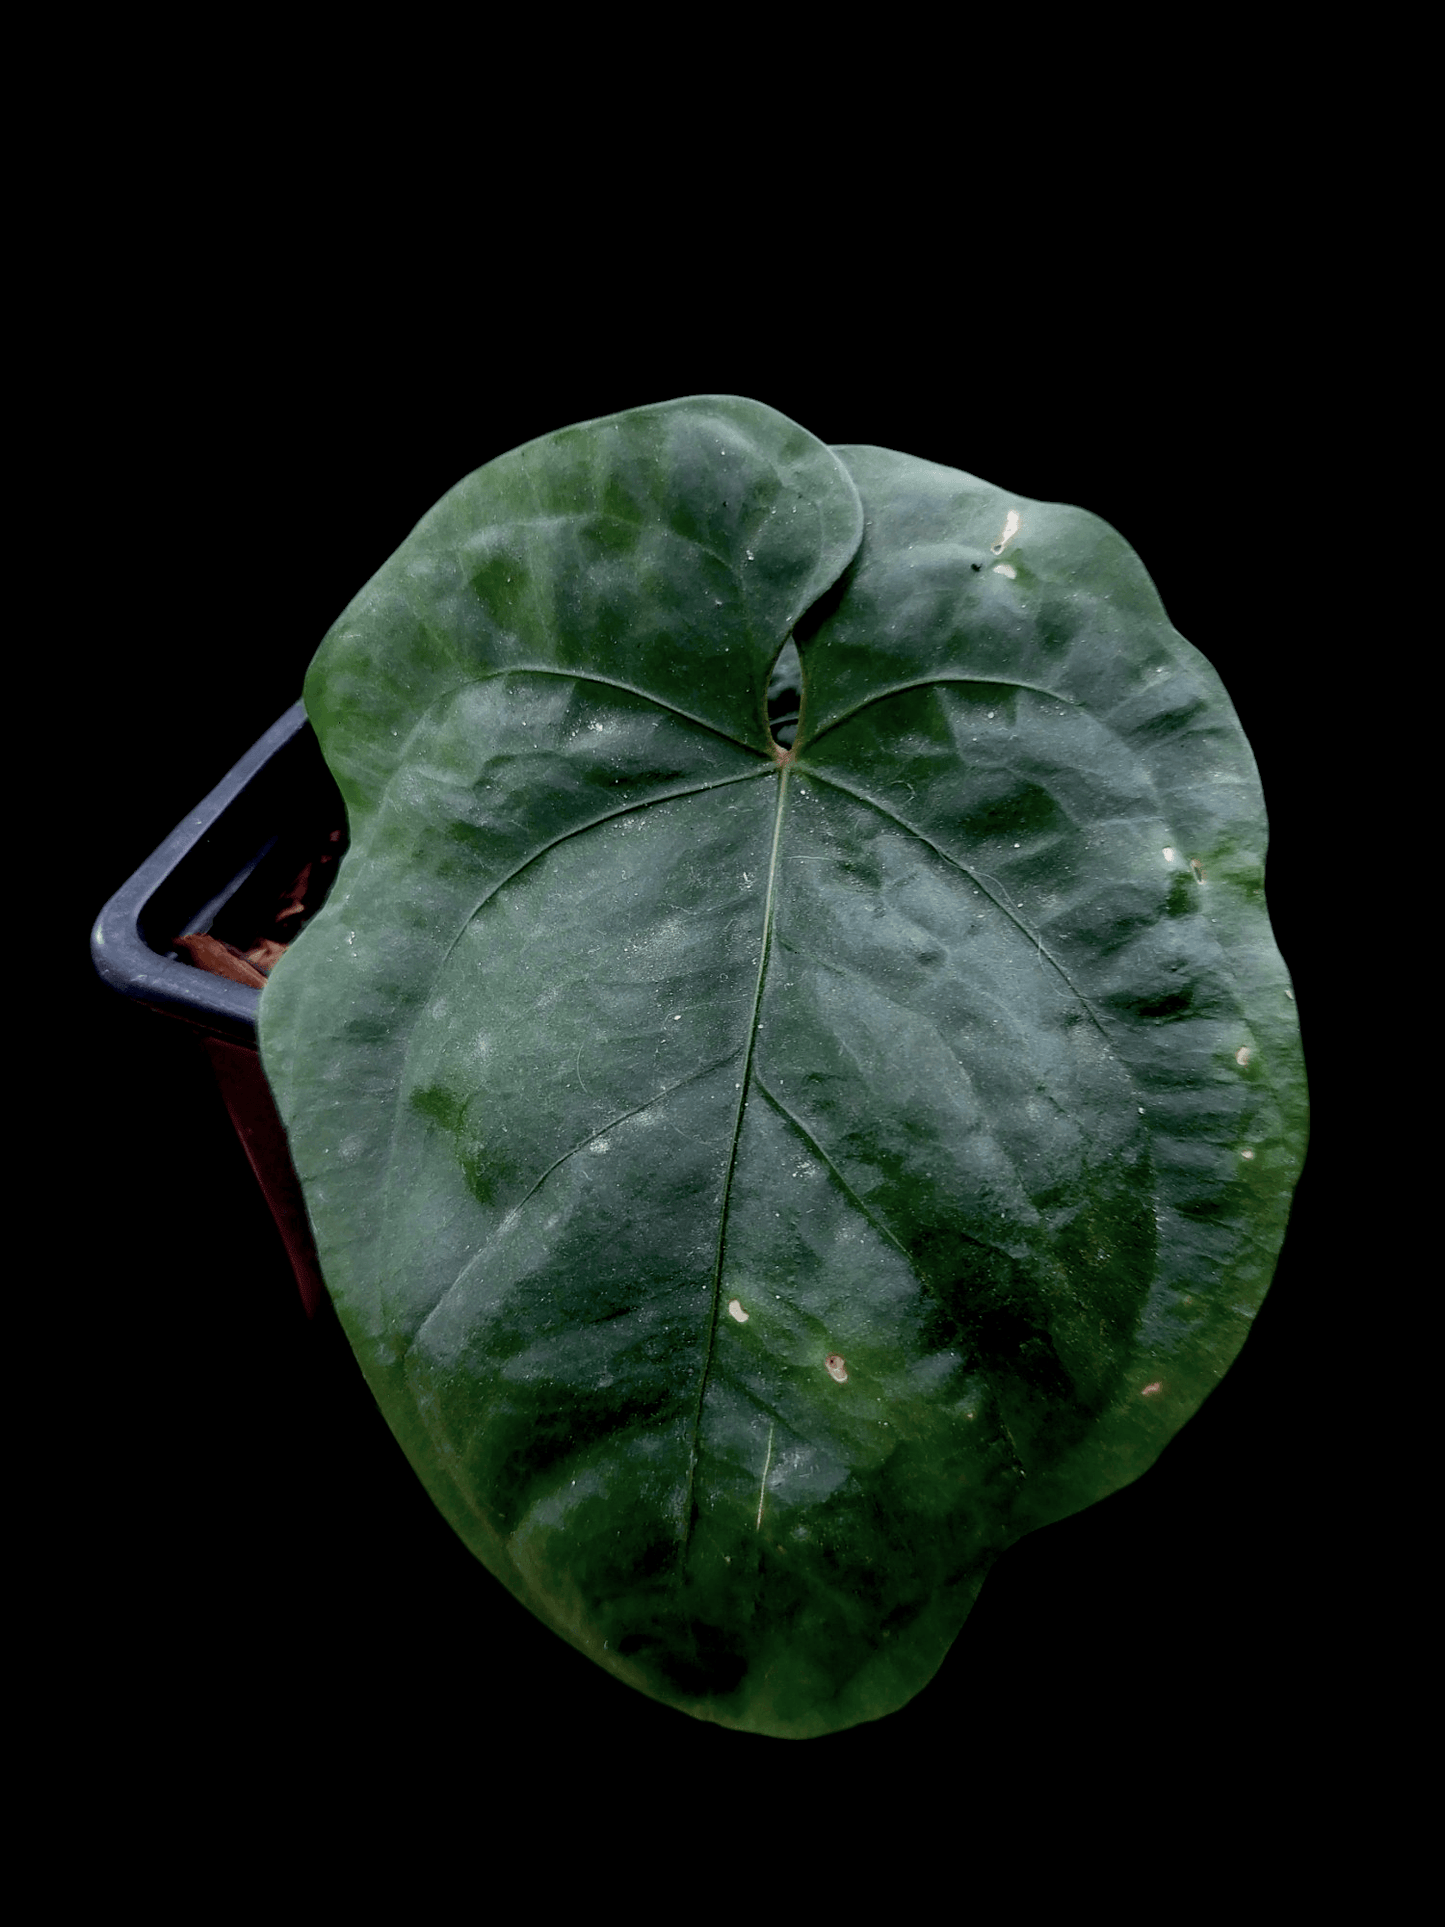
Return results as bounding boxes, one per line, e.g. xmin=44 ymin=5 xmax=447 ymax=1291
xmin=259 ymin=396 xmax=1307 ymax=1737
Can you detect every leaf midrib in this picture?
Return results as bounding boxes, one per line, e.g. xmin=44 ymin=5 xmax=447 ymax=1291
xmin=681 ymin=761 xmax=790 ymax=1551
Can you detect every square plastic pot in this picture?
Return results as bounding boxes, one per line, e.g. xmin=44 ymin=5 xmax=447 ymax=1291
xmin=91 ymin=702 xmax=345 ymax=1317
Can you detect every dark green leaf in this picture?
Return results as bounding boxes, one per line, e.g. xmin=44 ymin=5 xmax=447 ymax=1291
xmin=259 ymin=397 xmax=1307 ymax=1737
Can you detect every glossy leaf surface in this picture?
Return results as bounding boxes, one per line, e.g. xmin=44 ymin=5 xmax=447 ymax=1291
xmin=259 ymin=398 xmax=1306 ymax=1737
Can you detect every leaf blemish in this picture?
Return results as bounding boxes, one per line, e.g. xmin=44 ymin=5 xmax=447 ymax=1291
xmin=990 ymin=509 xmax=1021 ymax=555
xmin=727 ymin=1298 xmax=749 ymax=1323
xmin=756 ymin=1422 xmax=775 ymax=1529
xmin=825 ymin=1354 xmax=848 ymax=1383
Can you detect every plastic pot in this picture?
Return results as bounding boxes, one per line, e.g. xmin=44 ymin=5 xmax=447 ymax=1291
xmin=90 ymin=701 xmax=345 ymax=1318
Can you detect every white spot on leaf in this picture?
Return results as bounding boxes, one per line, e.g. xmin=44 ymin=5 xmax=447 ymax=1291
xmin=993 ymin=562 xmax=1016 ymax=579
xmin=990 ymin=509 xmax=1021 ymax=555
xmin=825 ymin=1353 xmax=848 ymax=1383
xmin=727 ymin=1299 xmax=749 ymax=1323
xmin=1236 ymin=1047 xmax=1251 ymax=1066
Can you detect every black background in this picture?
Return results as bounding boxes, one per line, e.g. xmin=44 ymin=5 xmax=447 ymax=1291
xmin=72 ymin=303 xmax=1341 ymax=1814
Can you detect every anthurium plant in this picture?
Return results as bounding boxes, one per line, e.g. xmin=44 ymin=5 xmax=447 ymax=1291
xmin=258 ymin=395 xmax=1307 ymax=1738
